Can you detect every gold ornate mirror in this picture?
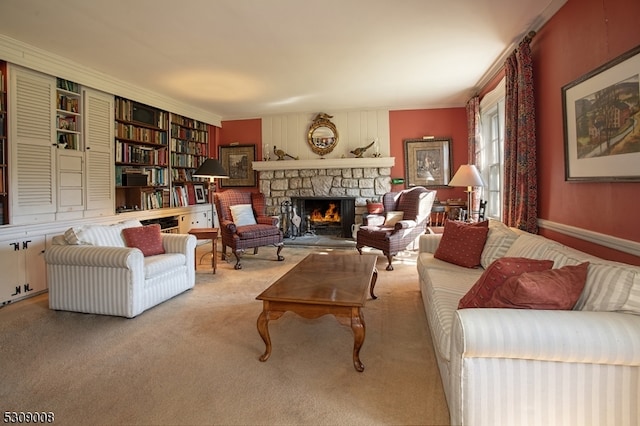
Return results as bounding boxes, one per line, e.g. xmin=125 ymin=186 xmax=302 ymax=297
xmin=307 ymin=113 xmax=338 ymax=156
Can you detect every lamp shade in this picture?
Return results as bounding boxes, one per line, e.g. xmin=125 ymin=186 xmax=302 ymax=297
xmin=192 ymin=158 xmax=229 ymax=179
xmin=448 ymin=164 xmax=485 ymax=188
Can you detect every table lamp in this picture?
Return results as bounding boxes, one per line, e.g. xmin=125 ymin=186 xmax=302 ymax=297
xmin=448 ymin=164 xmax=485 ymax=222
xmin=193 ymin=158 xmax=228 ymax=226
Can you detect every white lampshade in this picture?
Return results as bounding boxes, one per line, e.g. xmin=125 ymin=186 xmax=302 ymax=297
xmin=448 ymin=164 xmax=485 ymax=188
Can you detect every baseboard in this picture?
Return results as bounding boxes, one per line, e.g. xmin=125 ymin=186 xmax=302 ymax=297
xmin=537 ymin=219 xmax=640 ymax=257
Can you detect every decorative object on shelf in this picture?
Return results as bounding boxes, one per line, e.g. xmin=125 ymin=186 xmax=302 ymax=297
xmin=193 ymin=184 xmax=206 ymax=204
xmin=562 ymin=44 xmax=640 ymax=182
xmin=307 ymin=112 xmax=338 ymax=156
xmin=262 ymin=143 xmax=271 ymax=161
xmin=404 ymin=138 xmax=452 ymax=188
xmin=273 ymin=146 xmax=298 ymax=160
xmin=218 ymin=145 xmax=256 ymax=187
xmin=448 ymin=164 xmax=485 ymax=222
xmin=350 ymin=140 xmax=375 ymax=158
xmin=372 ymin=139 xmax=381 ymax=157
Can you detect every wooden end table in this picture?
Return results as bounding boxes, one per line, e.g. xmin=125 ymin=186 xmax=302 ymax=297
xmin=188 ymin=228 xmax=219 ymax=274
xmin=256 ymin=253 xmax=378 ymax=372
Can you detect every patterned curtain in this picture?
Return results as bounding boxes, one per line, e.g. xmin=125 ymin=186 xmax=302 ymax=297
xmin=503 ymin=34 xmax=538 ymax=233
xmin=466 ymin=96 xmax=481 ymax=216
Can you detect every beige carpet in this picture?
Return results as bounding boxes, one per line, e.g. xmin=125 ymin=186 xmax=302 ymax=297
xmin=0 ymin=243 xmax=449 ymax=426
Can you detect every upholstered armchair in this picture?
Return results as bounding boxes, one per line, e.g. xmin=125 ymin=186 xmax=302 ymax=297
xmin=356 ymin=187 xmax=436 ymax=270
xmin=214 ymin=190 xmax=284 ymax=270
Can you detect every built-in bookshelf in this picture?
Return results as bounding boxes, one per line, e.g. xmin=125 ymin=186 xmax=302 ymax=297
xmin=114 ymin=97 xmax=169 ymax=212
xmin=169 ymin=113 xmax=209 ymax=207
xmin=0 ymin=61 xmax=7 ymax=224
xmin=56 ymin=78 xmax=82 ymax=150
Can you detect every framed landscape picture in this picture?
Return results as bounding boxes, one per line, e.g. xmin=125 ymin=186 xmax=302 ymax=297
xmin=404 ymin=138 xmax=452 ymax=187
xmin=219 ymin=144 xmax=257 ymax=187
xmin=562 ymin=44 xmax=640 ymax=182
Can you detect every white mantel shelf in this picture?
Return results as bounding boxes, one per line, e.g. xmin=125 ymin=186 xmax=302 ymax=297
xmin=252 ymin=157 xmax=395 ymax=171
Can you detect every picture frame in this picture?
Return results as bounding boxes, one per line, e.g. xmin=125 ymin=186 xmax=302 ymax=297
xmin=194 ymin=184 xmax=206 ymax=204
xmin=219 ymin=144 xmax=257 ymax=187
xmin=562 ymin=44 xmax=640 ymax=182
xmin=404 ymin=138 xmax=452 ymax=187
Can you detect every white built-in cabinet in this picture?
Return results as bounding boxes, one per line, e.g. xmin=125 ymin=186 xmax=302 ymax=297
xmin=9 ymin=65 xmax=57 ymax=223
xmin=0 ymin=235 xmax=46 ymax=306
xmin=178 ymin=206 xmax=215 ymax=234
xmin=83 ymin=88 xmax=114 ymax=217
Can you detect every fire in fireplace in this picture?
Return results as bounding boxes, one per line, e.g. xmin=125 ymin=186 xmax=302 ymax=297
xmin=292 ymin=197 xmax=355 ymax=238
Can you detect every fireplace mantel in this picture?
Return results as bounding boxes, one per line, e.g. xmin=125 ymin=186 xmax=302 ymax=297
xmin=252 ymin=157 xmax=395 ymax=171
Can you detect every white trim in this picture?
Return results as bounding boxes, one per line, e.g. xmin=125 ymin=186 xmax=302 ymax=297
xmin=0 ymin=34 xmax=222 ymax=126
xmin=252 ymin=157 xmax=395 ymax=171
xmin=538 ymin=219 xmax=640 ymax=257
xmin=479 ymin=77 xmax=505 ymax=110
xmin=473 ymin=0 xmax=568 ymax=93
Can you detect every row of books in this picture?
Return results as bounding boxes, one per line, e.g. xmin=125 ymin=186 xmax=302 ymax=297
xmin=170 ymin=152 xmax=207 ymax=168
xmin=115 ymin=166 xmax=168 ymax=186
xmin=171 ymin=185 xmax=193 ymax=207
xmin=115 ymin=98 xmax=168 ymax=129
xmin=56 ymin=78 xmax=80 ymax=93
xmin=116 ymin=123 xmax=168 ymax=145
xmin=171 ymin=115 xmax=208 ymax=131
xmin=170 ymin=138 xmax=208 ymax=154
xmin=115 ymin=142 xmax=168 ymax=167
xmin=140 ymin=189 xmax=167 ymax=210
xmin=170 ymin=124 xmax=208 ymax=142
xmin=170 ymin=168 xmax=208 ymax=182
xmin=57 ymin=95 xmax=79 ymax=113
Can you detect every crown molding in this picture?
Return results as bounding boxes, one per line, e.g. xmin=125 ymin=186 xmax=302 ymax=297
xmin=0 ymin=34 xmax=222 ymax=126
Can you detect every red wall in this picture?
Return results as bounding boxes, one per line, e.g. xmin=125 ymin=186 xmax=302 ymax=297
xmin=212 ymin=118 xmax=262 ymax=190
xmin=533 ymin=0 xmax=640 ymax=263
xmin=388 ymin=108 xmax=468 ymax=202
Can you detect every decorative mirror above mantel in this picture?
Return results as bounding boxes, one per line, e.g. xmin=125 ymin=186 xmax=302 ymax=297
xmin=307 ymin=113 xmax=338 ymax=156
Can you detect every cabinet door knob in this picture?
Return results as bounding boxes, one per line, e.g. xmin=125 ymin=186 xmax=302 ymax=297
xmin=22 ymin=240 xmax=31 ymax=249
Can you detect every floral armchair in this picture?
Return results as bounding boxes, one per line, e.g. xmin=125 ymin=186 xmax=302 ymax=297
xmin=356 ymin=187 xmax=436 ymax=270
xmin=214 ymin=190 xmax=284 ymax=270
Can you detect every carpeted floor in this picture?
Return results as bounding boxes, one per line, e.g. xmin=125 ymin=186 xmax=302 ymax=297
xmin=0 ymin=243 xmax=449 ymax=426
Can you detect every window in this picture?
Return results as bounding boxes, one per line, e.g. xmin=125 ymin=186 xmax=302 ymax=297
xmin=476 ymin=78 xmax=505 ymax=220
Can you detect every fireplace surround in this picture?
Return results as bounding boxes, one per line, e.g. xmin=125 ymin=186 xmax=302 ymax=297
xmin=291 ymin=196 xmax=355 ymax=237
xmin=255 ymin=159 xmax=394 ymax=238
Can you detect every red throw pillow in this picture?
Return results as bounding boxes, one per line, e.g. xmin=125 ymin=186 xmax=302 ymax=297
xmin=485 ymin=262 xmax=590 ymax=310
xmin=458 ymin=257 xmax=554 ymax=308
xmin=122 ymin=224 xmax=165 ymax=257
xmin=434 ymin=220 xmax=489 ymax=268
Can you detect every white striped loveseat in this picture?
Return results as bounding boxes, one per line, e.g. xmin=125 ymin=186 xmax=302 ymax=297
xmin=418 ymin=221 xmax=640 ymax=426
xmin=45 ymin=220 xmax=197 ymax=318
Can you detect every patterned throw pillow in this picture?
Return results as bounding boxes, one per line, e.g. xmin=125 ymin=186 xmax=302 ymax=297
xmin=434 ymin=220 xmax=489 ymax=268
xmin=485 ymin=262 xmax=590 ymax=310
xmin=122 ymin=224 xmax=165 ymax=257
xmin=458 ymin=257 xmax=554 ymax=308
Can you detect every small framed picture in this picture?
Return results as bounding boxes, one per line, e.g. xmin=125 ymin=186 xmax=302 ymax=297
xmin=194 ymin=184 xmax=206 ymax=204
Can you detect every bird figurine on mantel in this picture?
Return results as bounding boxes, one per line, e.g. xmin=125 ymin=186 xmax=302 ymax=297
xmin=274 ymin=146 xmax=299 ymax=160
xmin=350 ymin=140 xmax=375 ymax=158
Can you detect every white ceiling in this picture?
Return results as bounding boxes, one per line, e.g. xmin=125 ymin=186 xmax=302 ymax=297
xmin=0 ymin=0 xmax=566 ymax=121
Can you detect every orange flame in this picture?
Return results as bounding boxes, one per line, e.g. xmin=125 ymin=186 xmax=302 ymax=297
xmin=310 ymin=202 xmax=341 ymax=222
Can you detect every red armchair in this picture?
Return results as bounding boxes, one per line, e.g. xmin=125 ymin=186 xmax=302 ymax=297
xmin=356 ymin=187 xmax=436 ymax=270
xmin=214 ymin=190 xmax=284 ymax=270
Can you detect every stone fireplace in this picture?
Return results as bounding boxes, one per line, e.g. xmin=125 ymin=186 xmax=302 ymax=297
xmin=291 ymin=196 xmax=355 ymax=237
xmin=253 ymin=157 xmax=394 ymax=238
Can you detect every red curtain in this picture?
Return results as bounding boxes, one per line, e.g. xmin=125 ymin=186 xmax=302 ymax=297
xmin=503 ymin=35 xmax=538 ymax=233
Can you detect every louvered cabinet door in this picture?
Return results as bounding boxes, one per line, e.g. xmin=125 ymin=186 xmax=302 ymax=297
xmin=8 ymin=65 xmax=56 ymax=223
xmin=84 ymin=88 xmax=114 ymax=215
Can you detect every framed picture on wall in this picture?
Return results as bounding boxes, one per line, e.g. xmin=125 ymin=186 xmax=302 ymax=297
xmin=403 ymin=138 xmax=452 ymax=187
xmin=562 ymin=44 xmax=640 ymax=182
xmin=219 ymin=144 xmax=257 ymax=187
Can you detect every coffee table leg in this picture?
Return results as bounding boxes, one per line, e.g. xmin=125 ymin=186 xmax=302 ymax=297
xmin=257 ymin=310 xmax=272 ymax=362
xmin=370 ymin=267 xmax=378 ymax=300
xmin=351 ymin=307 xmax=366 ymax=372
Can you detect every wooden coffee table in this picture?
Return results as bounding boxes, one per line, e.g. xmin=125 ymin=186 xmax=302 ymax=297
xmin=256 ymin=253 xmax=378 ymax=372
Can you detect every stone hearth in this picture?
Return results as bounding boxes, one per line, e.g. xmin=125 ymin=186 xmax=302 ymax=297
xmin=257 ymin=165 xmax=392 ymax=227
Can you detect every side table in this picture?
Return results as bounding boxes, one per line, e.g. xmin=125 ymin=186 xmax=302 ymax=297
xmin=188 ymin=228 xmax=219 ymax=274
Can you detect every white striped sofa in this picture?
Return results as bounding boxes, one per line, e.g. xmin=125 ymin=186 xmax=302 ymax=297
xmin=45 ymin=220 xmax=197 ymax=318
xmin=417 ymin=221 xmax=640 ymax=426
